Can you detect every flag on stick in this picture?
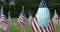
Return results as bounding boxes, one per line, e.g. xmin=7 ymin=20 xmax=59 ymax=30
xmin=18 ymin=6 xmax=26 ymax=32
xmin=0 ymin=5 xmax=8 ymax=31
xmin=31 ymin=0 xmax=54 ymax=32
xmin=52 ymin=9 xmax=59 ymax=23
xmin=29 ymin=11 xmax=33 ymax=24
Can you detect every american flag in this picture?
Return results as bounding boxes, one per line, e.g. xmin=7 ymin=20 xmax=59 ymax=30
xmin=31 ymin=0 xmax=54 ymax=32
xmin=52 ymin=10 xmax=59 ymax=21
xmin=0 ymin=5 xmax=8 ymax=31
xmin=29 ymin=11 xmax=33 ymax=23
xmin=54 ymin=10 xmax=59 ymax=19
xmin=18 ymin=6 xmax=26 ymax=28
xmin=52 ymin=10 xmax=59 ymax=24
xmin=31 ymin=16 xmax=54 ymax=32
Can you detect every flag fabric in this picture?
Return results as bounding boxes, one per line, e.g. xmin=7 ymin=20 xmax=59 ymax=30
xmin=31 ymin=17 xmax=54 ymax=32
xmin=0 ymin=5 xmax=8 ymax=31
xmin=29 ymin=11 xmax=33 ymax=23
xmin=53 ymin=10 xmax=59 ymax=20
xmin=52 ymin=9 xmax=59 ymax=23
xmin=18 ymin=6 xmax=26 ymax=29
xmin=31 ymin=0 xmax=54 ymax=32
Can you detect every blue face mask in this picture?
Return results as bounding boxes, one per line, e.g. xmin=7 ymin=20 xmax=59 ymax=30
xmin=36 ymin=8 xmax=50 ymax=27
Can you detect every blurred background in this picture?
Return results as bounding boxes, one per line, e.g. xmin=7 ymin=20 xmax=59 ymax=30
xmin=0 ymin=0 xmax=60 ymax=18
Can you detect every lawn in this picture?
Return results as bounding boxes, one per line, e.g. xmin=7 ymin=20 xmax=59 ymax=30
xmin=0 ymin=18 xmax=60 ymax=32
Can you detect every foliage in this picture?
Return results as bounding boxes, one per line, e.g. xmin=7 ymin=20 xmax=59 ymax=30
xmin=0 ymin=0 xmax=60 ymax=17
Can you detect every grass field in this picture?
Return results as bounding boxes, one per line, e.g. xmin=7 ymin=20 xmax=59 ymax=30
xmin=0 ymin=18 xmax=60 ymax=32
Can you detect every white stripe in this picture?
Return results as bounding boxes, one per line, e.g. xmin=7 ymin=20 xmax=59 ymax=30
xmin=50 ymin=20 xmax=53 ymax=31
xmin=18 ymin=17 xmax=25 ymax=22
xmin=20 ymin=16 xmax=25 ymax=19
xmin=34 ymin=18 xmax=42 ymax=32
xmin=20 ymin=16 xmax=25 ymax=20
xmin=31 ymin=17 xmax=53 ymax=32
xmin=18 ymin=20 xmax=24 ymax=28
xmin=2 ymin=19 xmax=6 ymax=21
xmin=32 ymin=21 xmax=38 ymax=32
xmin=20 ymin=20 xmax=24 ymax=23
xmin=18 ymin=19 xmax=23 ymax=26
xmin=1 ymin=18 xmax=6 ymax=19
xmin=0 ymin=21 xmax=8 ymax=31
xmin=42 ymin=27 xmax=46 ymax=32
xmin=49 ymin=24 xmax=52 ymax=32
xmin=46 ymin=27 xmax=49 ymax=32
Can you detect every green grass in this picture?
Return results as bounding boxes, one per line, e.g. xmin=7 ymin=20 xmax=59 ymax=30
xmin=0 ymin=18 xmax=60 ymax=32
xmin=54 ymin=23 xmax=60 ymax=32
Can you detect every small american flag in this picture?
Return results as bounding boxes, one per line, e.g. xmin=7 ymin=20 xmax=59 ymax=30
xmin=54 ymin=9 xmax=59 ymax=19
xmin=18 ymin=6 xmax=26 ymax=29
xmin=29 ymin=11 xmax=33 ymax=23
xmin=52 ymin=10 xmax=59 ymax=21
xmin=31 ymin=0 xmax=54 ymax=32
xmin=52 ymin=10 xmax=59 ymax=24
xmin=0 ymin=5 xmax=8 ymax=31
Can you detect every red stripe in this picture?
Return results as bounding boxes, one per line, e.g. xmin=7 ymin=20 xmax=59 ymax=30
xmin=2 ymin=21 xmax=7 ymax=23
xmin=2 ymin=18 xmax=6 ymax=20
xmin=1 ymin=19 xmax=6 ymax=21
xmin=19 ymin=19 xmax=25 ymax=27
xmin=31 ymin=21 xmax=35 ymax=32
xmin=21 ymin=16 xmax=25 ymax=20
xmin=2 ymin=19 xmax=6 ymax=21
xmin=1 ymin=16 xmax=7 ymax=23
xmin=48 ymin=26 xmax=51 ymax=32
xmin=20 ymin=16 xmax=25 ymax=19
xmin=20 ymin=21 xmax=25 ymax=28
xmin=31 ymin=16 xmax=54 ymax=32
xmin=50 ymin=17 xmax=54 ymax=28
xmin=18 ymin=19 xmax=22 ymax=26
xmin=44 ymin=27 xmax=48 ymax=32
xmin=50 ymin=18 xmax=54 ymax=32
xmin=40 ymin=27 xmax=43 ymax=32
xmin=50 ymin=17 xmax=54 ymax=32
xmin=18 ymin=20 xmax=22 ymax=24
xmin=1 ymin=16 xmax=5 ymax=18
xmin=20 ymin=18 xmax=25 ymax=22
xmin=33 ymin=18 xmax=39 ymax=32
xmin=1 ymin=16 xmax=6 ymax=20
xmin=50 ymin=20 xmax=54 ymax=28
xmin=34 ymin=16 xmax=38 ymax=23
xmin=1 ymin=16 xmax=8 ymax=31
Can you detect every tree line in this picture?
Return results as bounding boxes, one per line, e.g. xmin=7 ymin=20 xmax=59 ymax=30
xmin=0 ymin=0 xmax=60 ymax=18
